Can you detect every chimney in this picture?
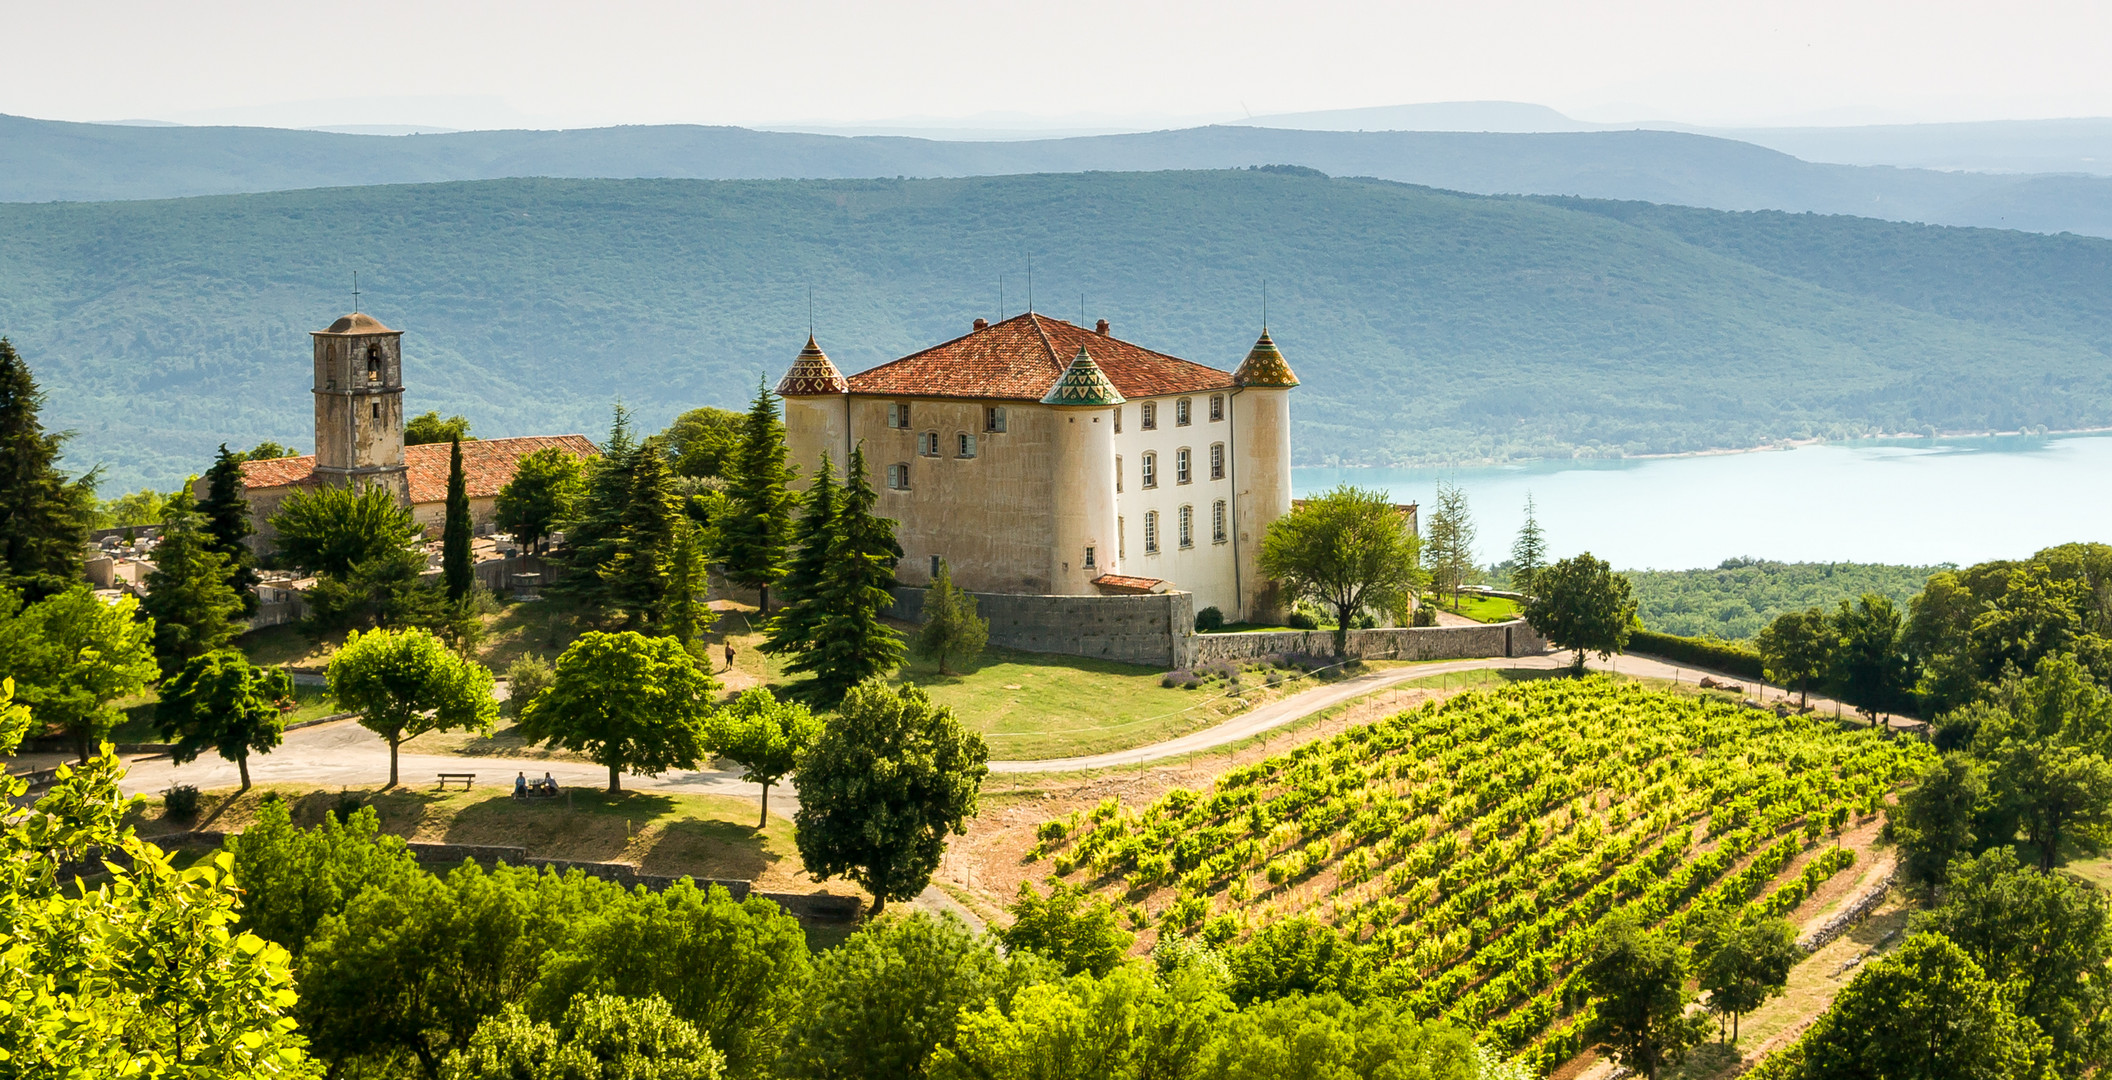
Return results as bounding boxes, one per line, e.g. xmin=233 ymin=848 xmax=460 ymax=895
xmin=973 ymin=317 xmax=989 ymax=331
xmin=1095 ymin=319 xmax=1110 ymax=336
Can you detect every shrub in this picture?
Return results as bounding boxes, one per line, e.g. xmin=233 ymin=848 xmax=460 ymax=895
xmin=1412 ymin=603 xmax=1440 ymax=627
xmin=162 ymin=783 xmax=202 ymax=821
xmin=503 ymin=652 xmax=555 ymax=716
xmin=1627 ymin=629 xmax=1766 ymax=681
xmin=1195 ymin=606 xmax=1225 ymax=632
xmin=1287 ymin=611 xmax=1319 ymax=630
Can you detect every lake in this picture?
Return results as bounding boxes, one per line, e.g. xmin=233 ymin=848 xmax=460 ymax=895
xmin=1292 ymin=432 xmax=2112 ymax=570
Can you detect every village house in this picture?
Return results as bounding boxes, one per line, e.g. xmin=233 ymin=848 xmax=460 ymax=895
xmin=777 ymin=313 xmax=1298 ymax=624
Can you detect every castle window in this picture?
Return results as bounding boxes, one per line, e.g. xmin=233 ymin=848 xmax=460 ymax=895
xmin=1114 ymin=407 xmax=1122 ymax=434
xmin=984 ymin=406 xmax=1007 ymax=433
xmin=1210 ymin=443 xmax=1225 ymax=480
xmin=1209 ymin=394 xmax=1224 ymax=422
xmin=1118 ymin=517 xmax=1125 ymax=560
xmin=1175 ymin=448 xmax=1192 ymax=485
xmin=956 ymin=432 xmax=977 ymax=458
xmin=930 ymin=555 xmax=941 ymax=578
xmin=1141 ymin=402 xmax=1157 ymax=430
xmin=919 ymin=431 xmax=940 ymax=457
xmin=1115 ymin=456 xmax=1123 ymax=493
xmin=1143 ymin=511 xmax=1159 ymax=554
xmin=1179 ymin=505 xmax=1194 ymax=548
xmin=1083 ymin=546 xmax=1096 ymax=569
xmin=1213 ymin=500 xmax=1227 ymax=543
xmin=1141 ymin=452 xmax=1157 ymax=489
xmin=887 ymin=463 xmax=910 ymax=490
xmin=371 ymin=403 xmax=381 ymax=419
xmin=1176 ymin=398 xmax=1192 ymax=426
xmin=887 ymin=402 xmax=911 ymax=429
xmin=366 ymin=345 xmax=382 ymax=382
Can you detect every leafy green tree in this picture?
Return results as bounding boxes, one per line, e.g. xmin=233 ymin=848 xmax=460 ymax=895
xmin=997 ymin=880 xmax=1135 ymax=977
xmin=914 ymin=559 xmax=989 ymax=675
xmin=1195 ymin=993 xmax=1484 ymax=1080
xmin=0 ymin=338 xmax=96 ymax=601
xmin=1222 ymin=916 xmax=1372 ymax=1006
xmin=1757 ymin=607 xmax=1833 ymax=706
xmin=1968 ymin=654 xmax=2112 ymax=871
xmin=1890 ymin=754 xmax=1987 ymax=889
xmin=1695 ymin=914 xmax=1799 ymax=1043
xmin=530 ymin=881 xmax=810 ymax=1078
xmin=719 ymin=380 xmax=796 ymax=612
xmin=1798 ymin=932 xmax=2049 ymax=1080
xmin=327 ymin=626 xmax=498 ymax=787
xmin=706 ymin=688 xmax=818 ymax=828
xmin=495 ymin=445 xmax=583 ymax=554
xmin=786 ymin=448 xmax=903 ymax=702
xmin=554 ymin=405 xmax=641 ymax=612
xmin=405 ymin=410 xmax=474 ymax=445
xmin=1568 ymin=910 xmax=1706 ymax=1079
xmin=1424 ymin=480 xmax=1477 ymax=610
xmin=778 ymin=912 xmax=1040 ymax=1080
xmin=1525 ymin=552 xmax=1637 ymax=675
xmin=141 ymin=489 xmax=247 ymax=677
xmin=95 ymin=486 xmax=170 ymax=529
xmin=270 ymin=482 xmax=424 ymax=578
xmin=1915 ymin=847 xmax=2112 ymax=1074
xmin=0 ymin=679 xmax=314 ymax=1078
xmin=1256 ymin=485 xmax=1424 ymax=657
xmin=931 ymin=964 xmax=1234 ymax=1080
xmin=661 ymin=515 xmax=716 ymax=654
xmin=1831 ymin=593 xmax=1915 ymax=719
xmin=518 ymin=630 xmax=715 ymax=793
xmin=503 ymin=652 xmax=554 ymax=717
xmin=300 ymin=860 xmax=621 ymax=1078
xmin=793 ymin=680 xmax=988 ymax=915
xmin=604 ymin=441 xmax=677 ymax=625
xmin=1509 ymin=492 xmax=1547 ymax=596
xmin=663 ymin=405 xmax=745 ymax=480
xmin=760 ymin=456 xmax=840 ymax=659
xmin=226 ymin=796 xmax=421 ymax=958
xmin=200 ymin=444 xmax=261 ymax=615
xmin=442 ymin=437 xmax=473 ymax=602
xmin=237 ymin=440 xmax=298 ymax=462
xmin=155 ymin=649 xmax=293 ymax=790
xmin=0 ymin=585 xmax=159 ymax=761
xmin=300 ymin=544 xmax=444 ymax=637
xmin=443 ymin=996 xmax=724 ymax=1080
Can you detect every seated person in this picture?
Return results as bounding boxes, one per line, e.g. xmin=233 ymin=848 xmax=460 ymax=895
xmin=540 ymin=772 xmax=558 ymax=793
xmin=514 ymin=771 xmax=528 ymax=797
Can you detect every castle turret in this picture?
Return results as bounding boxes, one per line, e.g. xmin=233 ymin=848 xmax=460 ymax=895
xmin=776 ymin=335 xmax=850 ymax=484
xmin=1232 ymin=330 xmax=1298 ymax=622
xmin=311 ymin=312 xmax=409 ymax=501
xmin=1042 ymin=345 xmax=1125 ymax=594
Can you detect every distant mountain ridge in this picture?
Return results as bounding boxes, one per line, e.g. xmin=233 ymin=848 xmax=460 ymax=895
xmin=3 ymin=169 xmax=2111 ymax=493
xmin=5 ymin=112 xmax=2112 ymax=238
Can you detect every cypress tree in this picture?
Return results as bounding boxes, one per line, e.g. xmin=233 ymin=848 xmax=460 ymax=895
xmin=552 ymin=404 xmax=639 ymax=612
xmin=603 ymin=444 xmax=675 ymax=625
xmin=441 ymin=437 xmax=473 ymax=602
xmin=0 ymin=338 xmax=95 ymax=600
xmin=788 ymin=447 xmax=904 ymax=703
xmin=659 ymin=515 xmax=715 ymax=655
xmin=141 ymin=490 xmax=246 ymax=677
xmin=720 ymin=380 xmax=796 ymax=612
xmin=198 ymin=444 xmax=260 ymax=614
xmin=760 ymin=452 xmax=840 ymax=658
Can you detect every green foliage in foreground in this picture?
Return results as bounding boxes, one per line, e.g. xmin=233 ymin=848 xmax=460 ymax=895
xmin=0 ymin=584 xmax=158 ymax=760
xmin=1627 ymin=559 xmax=1943 ymax=641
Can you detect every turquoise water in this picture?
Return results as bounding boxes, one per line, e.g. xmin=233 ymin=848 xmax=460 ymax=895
xmin=1292 ymin=433 xmax=2112 ymax=570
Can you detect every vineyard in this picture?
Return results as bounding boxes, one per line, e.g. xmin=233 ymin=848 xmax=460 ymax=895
xmin=1026 ymin=678 xmax=1934 ymax=1072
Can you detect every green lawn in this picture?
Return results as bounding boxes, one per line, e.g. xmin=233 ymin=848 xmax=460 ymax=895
xmin=1435 ymin=594 xmax=1523 ymax=623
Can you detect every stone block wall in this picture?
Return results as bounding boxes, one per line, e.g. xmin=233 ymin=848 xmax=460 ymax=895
xmin=889 ymin=586 xmax=1192 ymax=668
xmin=1186 ymin=620 xmax=1548 ymax=666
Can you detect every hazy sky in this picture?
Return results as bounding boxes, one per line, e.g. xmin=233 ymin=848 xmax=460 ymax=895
xmin=7 ymin=0 xmax=2110 ymax=131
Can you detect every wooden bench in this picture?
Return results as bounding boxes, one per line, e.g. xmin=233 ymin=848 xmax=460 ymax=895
xmin=436 ymin=773 xmax=476 ymax=790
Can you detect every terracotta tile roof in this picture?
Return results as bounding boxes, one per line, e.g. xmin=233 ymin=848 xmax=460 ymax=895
xmin=238 ymin=435 xmax=600 ymax=504
xmin=1092 ymin=574 xmax=1166 ymax=595
xmin=846 ymin=313 xmax=1235 ymax=401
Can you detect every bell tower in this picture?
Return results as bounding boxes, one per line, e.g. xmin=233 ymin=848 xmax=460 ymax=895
xmin=311 ymin=311 xmax=410 ymax=500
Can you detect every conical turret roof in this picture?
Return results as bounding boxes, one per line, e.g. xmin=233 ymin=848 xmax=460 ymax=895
xmin=776 ymin=335 xmax=849 ymax=396
xmin=1233 ymin=330 xmax=1299 ymax=387
xmin=1041 ymin=345 xmax=1127 ymax=406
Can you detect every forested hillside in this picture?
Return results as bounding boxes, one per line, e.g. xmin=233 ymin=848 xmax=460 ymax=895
xmin=1625 ymin=560 xmax=1945 ymax=641
xmin=5 ymin=169 xmax=2112 ymax=491
xmin=7 ymin=112 xmax=2112 ymax=237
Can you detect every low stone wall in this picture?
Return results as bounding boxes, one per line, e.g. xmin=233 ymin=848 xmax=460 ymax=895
xmin=1187 ymin=620 xmax=1548 ymax=666
xmin=1798 ymin=864 xmax=1897 ymax=953
xmin=889 ymin=586 xmax=1192 ymax=668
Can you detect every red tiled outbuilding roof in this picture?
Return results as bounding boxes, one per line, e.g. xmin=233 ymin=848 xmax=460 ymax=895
xmin=236 ymin=434 xmax=599 ymax=504
xmin=846 ymin=313 xmax=1235 ymax=401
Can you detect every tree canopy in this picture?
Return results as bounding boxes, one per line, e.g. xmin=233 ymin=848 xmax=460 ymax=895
xmin=518 ymin=630 xmax=716 ymax=793
xmin=0 ymin=338 xmax=95 ymax=601
xmin=200 ymin=443 xmax=261 ymax=615
xmin=0 ymin=585 xmax=159 ymax=761
xmin=270 ymin=482 xmax=424 ymax=579
xmin=141 ymin=489 xmax=247 ymax=677
xmin=404 ymin=410 xmax=474 ymax=445
xmin=914 ymin=559 xmax=989 ymax=676
xmin=996 ymin=880 xmax=1135 ymax=978
xmin=1797 ymin=932 xmax=2047 ymax=1080
xmin=155 ymin=649 xmax=293 ymax=790
xmin=706 ymin=688 xmax=818 ymax=828
xmin=327 ymin=626 xmax=497 ymax=787
xmin=718 ymin=381 xmax=796 ymax=612
xmin=662 ymin=405 xmax=745 ymax=481
xmin=1524 ymin=552 xmax=1637 ymax=675
xmin=441 ymin=437 xmax=473 ymax=603
xmin=1256 ymin=485 xmax=1423 ymax=657
xmin=782 ymin=448 xmax=903 ymax=702
xmin=495 ymin=444 xmax=583 ymax=553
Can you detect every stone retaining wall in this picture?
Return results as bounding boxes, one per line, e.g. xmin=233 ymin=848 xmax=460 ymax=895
xmin=889 ymin=586 xmax=1191 ymax=668
xmin=1798 ymin=864 xmax=1897 ymax=953
xmin=1186 ymin=620 xmax=1548 ymax=666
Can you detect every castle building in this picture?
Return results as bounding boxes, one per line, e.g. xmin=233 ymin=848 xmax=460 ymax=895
xmin=777 ymin=313 xmax=1297 ymax=623
xmin=213 ymin=312 xmax=597 ymax=551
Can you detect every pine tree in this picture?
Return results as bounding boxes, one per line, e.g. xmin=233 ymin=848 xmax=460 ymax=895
xmin=553 ymin=404 xmax=640 ymax=612
xmin=199 ymin=444 xmax=261 ymax=615
xmin=760 ymin=453 xmax=840 ymax=658
xmin=441 ymin=437 xmax=473 ymax=603
xmin=913 ymin=559 xmax=989 ymax=675
xmin=659 ymin=515 xmax=715 ymax=655
xmin=1510 ymin=492 xmax=1548 ymax=596
xmin=140 ymin=491 xmax=246 ymax=677
xmin=788 ymin=447 xmax=904 ymax=703
xmin=603 ymin=444 xmax=675 ymax=625
xmin=1424 ymin=480 xmax=1477 ymax=609
xmin=0 ymin=339 xmax=95 ymax=600
xmin=720 ymin=380 xmax=796 ymax=612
